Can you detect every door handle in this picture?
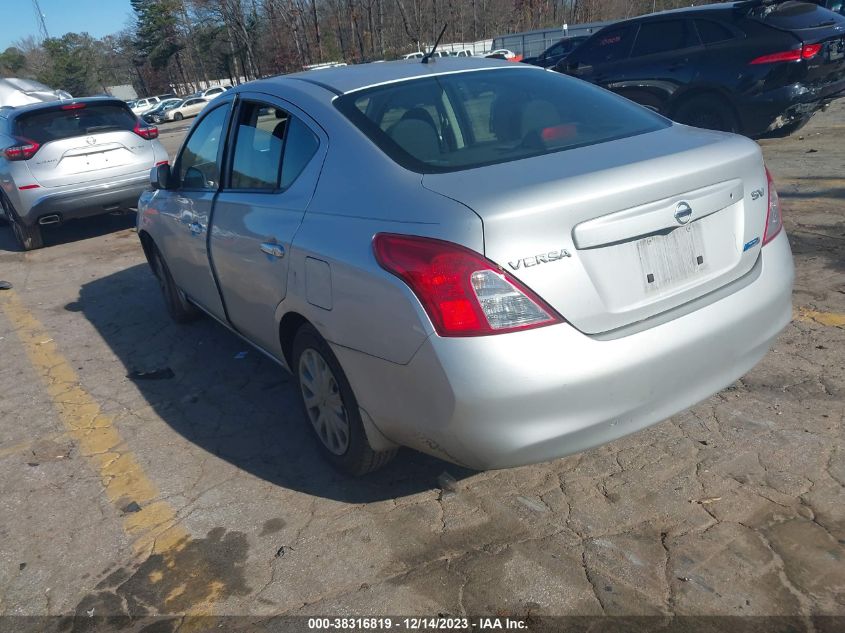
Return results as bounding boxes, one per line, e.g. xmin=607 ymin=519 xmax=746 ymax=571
xmin=260 ymin=242 xmax=285 ymax=259
xmin=189 ymin=221 xmax=203 ymax=235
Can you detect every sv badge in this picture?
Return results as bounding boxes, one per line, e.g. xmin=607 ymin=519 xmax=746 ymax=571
xmin=509 ymin=248 xmax=571 ymax=271
xmin=750 ymin=188 xmax=765 ymax=201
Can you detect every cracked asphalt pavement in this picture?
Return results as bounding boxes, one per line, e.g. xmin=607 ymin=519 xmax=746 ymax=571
xmin=0 ymin=106 xmax=843 ymax=630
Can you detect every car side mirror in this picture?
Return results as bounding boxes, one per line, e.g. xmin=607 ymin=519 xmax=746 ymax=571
xmin=151 ymin=163 xmax=172 ymax=190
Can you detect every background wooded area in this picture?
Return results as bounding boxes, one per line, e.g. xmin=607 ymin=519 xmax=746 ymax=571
xmin=1 ymin=0 xmax=697 ymax=97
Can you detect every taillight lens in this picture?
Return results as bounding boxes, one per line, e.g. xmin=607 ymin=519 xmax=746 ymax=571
xmin=373 ymin=233 xmax=563 ymax=337
xmin=763 ymin=167 xmax=783 ymax=245
xmin=3 ymin=138 xmax=40 ymax=161
xmin=750 ymin=43 xmax=821 ymax=65
xmin=134 ymin=120 xmax=159 ymax=140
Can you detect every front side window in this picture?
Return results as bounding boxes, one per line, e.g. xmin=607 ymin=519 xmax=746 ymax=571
xmin=177 ymin=105 xmax=228 ymax=190
xmin=631 ymin=20 xmax=698 ymax=57
xmin=573 ymin=26 xmax=636 ymax=65
xmin=335 ymin=68 xmax=667 ymax=174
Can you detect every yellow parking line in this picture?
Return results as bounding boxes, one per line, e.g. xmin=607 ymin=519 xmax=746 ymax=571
xmin=0 ymin=290 xmax=215 ymax=619
xmin=796 ymin=307 xmax=845 ymax=328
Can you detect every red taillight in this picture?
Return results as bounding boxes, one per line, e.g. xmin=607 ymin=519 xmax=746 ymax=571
xmin=155 ymin=160 xmax=169 ymax=166
xmin=18 ymin=184 xmax=40 ymax=190
xmin=134 ymin=120 xmax=159 ymax=140
xmin=373 ymin=233 xmax=563 ymax=337
xmin=802 ymin=43 xmax=822 ymax=59
xmin=750 ymin=43 xmax=821 ymax=65
xmin=60 ymin=102 xmax=86 ymax=110
xmin=763 ymin=167 xmax=783 ymax=245
xmin=3 ymin=138 xmax=40 ymax=161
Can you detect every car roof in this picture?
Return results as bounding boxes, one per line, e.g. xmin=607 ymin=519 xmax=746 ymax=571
xmin=630 ymin=0 xmax=756 ymax=19
xmin=277 ymin=57 xmax=529 ymax=95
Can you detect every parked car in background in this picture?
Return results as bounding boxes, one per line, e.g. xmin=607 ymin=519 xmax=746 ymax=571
xmin=163 ymin=97 xmax=208 ymax=121
xmin=137 ymin=59 xmax=792 ymax=476
xmin=200 ymin=85 xmax=231 ymax=100
xmin=143 ymin=98 xmax=183 ymax=124
xmin=522 ymin=36 xmax=589 ymax=68
xmin=554 ymin=1 xmax=845 ymax=136
xmin=485 ymin=48 xmax=521 ymax=60
xmin=130 ymin=97 xmax=161 ymax=115
xmin=0 ymin=97 xmax=166 ymax=250
xmin=0 ymin=78 xmax=71 ymax=107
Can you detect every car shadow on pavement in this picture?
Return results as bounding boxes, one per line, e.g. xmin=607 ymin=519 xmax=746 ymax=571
xmin=0 ymin=213 xmax=137 ymax=252
xmin=78 ymin=263 xmax=473 ymax=503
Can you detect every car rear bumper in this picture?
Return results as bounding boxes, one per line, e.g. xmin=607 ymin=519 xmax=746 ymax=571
xmin=19 ymin=176 xmax=149 ymax=226
xmin=739 ymin=79 xmax=845 ymax=135
xmin=332 ymin=230 xmax=794 ymax=470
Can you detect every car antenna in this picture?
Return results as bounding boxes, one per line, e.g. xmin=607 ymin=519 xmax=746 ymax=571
xmin=421 ymin=23 xmax=448 ymax=64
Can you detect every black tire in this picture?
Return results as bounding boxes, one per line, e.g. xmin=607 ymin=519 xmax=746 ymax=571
xmin=292 ymin=323 xmax=396 ymax=476
xmin=1 ymin=196 xmax=43 ymax=251
xmin=152 ymin=247 xmax=200 ymax=323
xmin=672 ymin=94 xmax=739 ymax=134
xmin=174 ymin=112 xmax=183 ymax=121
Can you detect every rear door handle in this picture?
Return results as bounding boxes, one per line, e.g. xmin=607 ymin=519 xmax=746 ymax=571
xmin=260 ymin=242 xmax=285 ymax=259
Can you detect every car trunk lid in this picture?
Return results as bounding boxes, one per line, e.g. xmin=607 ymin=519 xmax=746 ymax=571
xmin=422 ymin=126 xmax=770 ymax=334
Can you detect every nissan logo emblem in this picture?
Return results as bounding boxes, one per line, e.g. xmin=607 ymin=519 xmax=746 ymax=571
xmin=674 ymin=201 xmax=693 ymax=225
xmin=86 ymin=136 xmax=97 ymax=146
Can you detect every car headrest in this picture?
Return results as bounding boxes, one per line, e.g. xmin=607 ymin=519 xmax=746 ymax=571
xmin=388 ymin=118 xmax=440 ymax=163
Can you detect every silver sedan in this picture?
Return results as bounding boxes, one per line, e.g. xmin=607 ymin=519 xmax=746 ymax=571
xmin=137 ymin=58 xmax=793 ymax=475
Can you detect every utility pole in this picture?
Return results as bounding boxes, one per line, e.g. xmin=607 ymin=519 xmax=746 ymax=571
xmin=32 ymin=0 xmax=50 ymax=41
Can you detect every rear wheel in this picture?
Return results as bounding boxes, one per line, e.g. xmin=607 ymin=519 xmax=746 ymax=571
xmin=292 ymin=324 xmax=396 ymax=476
xmin=672 ymin=94 xmax=739 ymax=134
xmin=1 ymin=196 xmax=42 ymax=251
xmin=152 ymin=247 xmax=200 ymax=323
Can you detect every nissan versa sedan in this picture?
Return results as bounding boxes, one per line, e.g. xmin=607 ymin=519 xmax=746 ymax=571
xmin=137 ymin=58 xmax=794 ymax=475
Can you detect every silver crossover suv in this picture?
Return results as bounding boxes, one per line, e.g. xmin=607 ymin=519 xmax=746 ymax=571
xmin=137 ymin=58 xmax=794 ymax=475
xmin=1 ymin=97 xmax=167 ymax=249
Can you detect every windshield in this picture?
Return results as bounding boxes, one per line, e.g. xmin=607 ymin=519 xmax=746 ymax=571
xmin=15 ymin=103 xmax=137 ymax=144
xmin=335 ymin=67 xmax=668 ymax=173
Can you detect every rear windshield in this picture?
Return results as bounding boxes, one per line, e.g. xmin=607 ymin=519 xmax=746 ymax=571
xmin=751 ymin=1 xmax=845 ymax=29
xmin=15 ymin=103 xmax=137 ymax=144
xmin=334 ymin=67 xmax=668 ymax=173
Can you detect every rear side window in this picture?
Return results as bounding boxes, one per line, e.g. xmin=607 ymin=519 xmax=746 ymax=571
xmin=335 ymin=68 xmax=667 ymax=174
xmin=631 ymin=20 xmax=699 ymax=57
xmin=695 ymin=19 xmax=736 ymax=44
xmin=281 ymin=118 xmax=319 ymax=189
xmin=752 ymin=2 xmax=845 ymax=28
xmin=573 ymin=26 xmax=636 ymax=65
xmin=14 ymin=104 xmax=136 ymax=144
xmin=227 ymin=101 xmax=319 ymax=191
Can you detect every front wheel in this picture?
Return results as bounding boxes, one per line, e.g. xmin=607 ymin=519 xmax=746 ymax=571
xmin=292 ymin=324 xmax=396 ymax=476
xmin=173 ymin=112 xmax=183 ymax=121
xmin=152 ymin=247 xmax=200 ymax=323
xmin=672 ymin=94 xmax=739 ymax=134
